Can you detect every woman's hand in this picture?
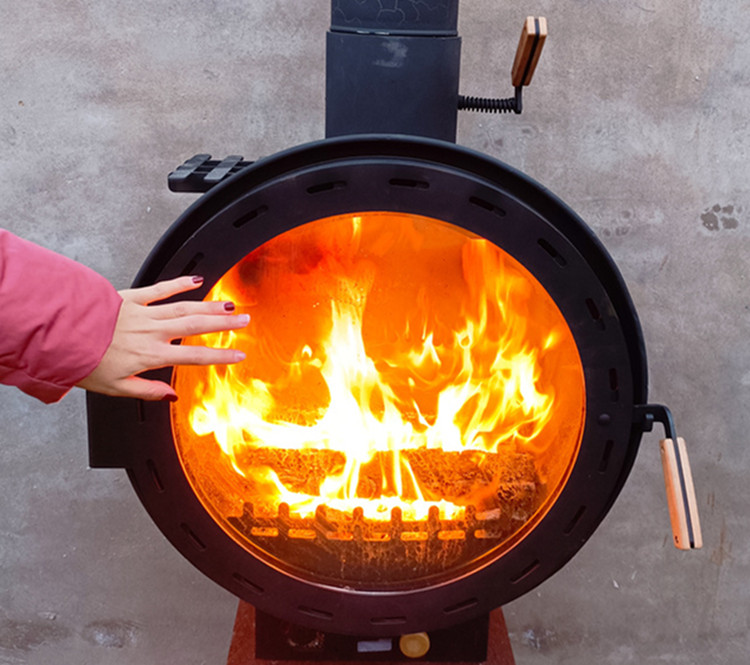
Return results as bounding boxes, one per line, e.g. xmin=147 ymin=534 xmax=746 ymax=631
xmin=76 ymin=276 xmax=249 ymax=401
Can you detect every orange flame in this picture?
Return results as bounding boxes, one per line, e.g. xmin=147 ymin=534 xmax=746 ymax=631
xmin=173 ymin=212 xmax=584 ymax=526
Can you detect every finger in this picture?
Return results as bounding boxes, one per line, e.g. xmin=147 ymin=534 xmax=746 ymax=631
xmin=147 ymin=300 xmax=240 ymax=320
xmin=162 ymin=313 xmax=250 ymax=339
xmin=120 ymin=276 xmax=204 ymax=306
xmin=157 ymin=345 xmax=247 ymax=367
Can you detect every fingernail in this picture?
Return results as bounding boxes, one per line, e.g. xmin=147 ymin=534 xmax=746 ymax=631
xmin=237 ymin=314 xmax=250 ymax=325
xmin=161 ymin=394 xmax=179 ymax=402
xmin=191 ymin=275 xmax=204 ymax=285
xmin=234 ymin=351 xmax=247 ymax=362
xmin=224 ymin=301 xmax=236 ymax=312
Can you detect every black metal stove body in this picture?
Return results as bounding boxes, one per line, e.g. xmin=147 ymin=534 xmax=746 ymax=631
xmin=326 ymin=0 xmax=462 ymax=141
xmin=89 ymin=133 xmax=651 ymax=636
xmin=86 ymin=0 xmax=695 ymax=641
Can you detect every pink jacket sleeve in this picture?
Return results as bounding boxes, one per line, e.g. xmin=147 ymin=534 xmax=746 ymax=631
xmin=0 ymin=230 xmax=123 ymax=403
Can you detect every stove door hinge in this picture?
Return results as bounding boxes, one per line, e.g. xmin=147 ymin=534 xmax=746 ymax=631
xmin=168 ymin=154 xmax=254 ymax=193
xmin=633 ymin=404 xmax=703 ymax=551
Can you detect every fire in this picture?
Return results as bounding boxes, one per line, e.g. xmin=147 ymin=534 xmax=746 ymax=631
xmin=173 ymin=212 xmax=584 ymax=530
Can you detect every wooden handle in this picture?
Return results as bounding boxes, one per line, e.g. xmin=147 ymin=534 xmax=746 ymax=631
xmin=659 ymin=437 xmax=703 ymax=550
xmin=511 ymin=17 xmax=548 ymax=87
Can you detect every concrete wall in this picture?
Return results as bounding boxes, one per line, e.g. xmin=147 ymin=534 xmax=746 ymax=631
xmin=1 ymin=1 xmax=747 ymax=663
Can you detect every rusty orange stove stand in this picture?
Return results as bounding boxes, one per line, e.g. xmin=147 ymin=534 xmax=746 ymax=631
xmin=226 ymin=601 xmax=515 ymax=665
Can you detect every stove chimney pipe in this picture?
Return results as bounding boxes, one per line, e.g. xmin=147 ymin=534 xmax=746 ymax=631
xmin=325 ymin=0 xmax=461 ymax=141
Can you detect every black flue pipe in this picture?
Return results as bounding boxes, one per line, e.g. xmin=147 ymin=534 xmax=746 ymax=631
xmin=325 ymin=0 xmax=462 ymax=141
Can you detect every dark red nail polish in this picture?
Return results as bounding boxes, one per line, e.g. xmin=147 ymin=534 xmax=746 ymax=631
xmin=224 ymin=302 xmax=236 ymax=312
xmin=191 ymin=275 xmax=204 ymax=285
xmin=161 ymin=394 xmax=179 ymax=402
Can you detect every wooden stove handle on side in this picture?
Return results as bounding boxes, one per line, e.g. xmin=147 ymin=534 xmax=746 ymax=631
xmin=659 ymin=437 xmax=703 ymax=550
xmin=511 ymin=16 xmax=548 ymax=87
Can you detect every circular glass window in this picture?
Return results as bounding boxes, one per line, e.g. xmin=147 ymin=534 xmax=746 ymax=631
xmin=171 ymin=211 xmax=585 ymax=589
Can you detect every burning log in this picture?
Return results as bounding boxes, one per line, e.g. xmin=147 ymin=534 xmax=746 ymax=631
xmin=232 ymin=446 xmax=543 ymax=522
xmin=235 ymin=448 xmax=346 ymax=496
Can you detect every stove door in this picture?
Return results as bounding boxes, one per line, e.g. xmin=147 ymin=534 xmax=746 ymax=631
xmin=87 ymin=135 xmax=647 ymax=635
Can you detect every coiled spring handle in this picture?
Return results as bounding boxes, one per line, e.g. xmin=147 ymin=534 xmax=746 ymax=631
xmin=459 ymin=17 xmax=546 ymax=115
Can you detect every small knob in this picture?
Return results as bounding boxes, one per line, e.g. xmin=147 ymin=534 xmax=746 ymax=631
xmin=399 ymin=632 xmax=431 ymax=659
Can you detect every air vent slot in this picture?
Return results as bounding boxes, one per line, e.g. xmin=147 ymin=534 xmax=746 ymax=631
xmin=537 ymin=238 xmax=567 ymax=266
xmin=233 ymin=204 xmax=268 ymax=228
xmin=585 ymin=298 xmax=606 ymax=330
xmin=370 ymin=615 xmax=407 ymax=626
xmin=180 ymin=523 xmax=206 ymax=552
xmin=389 ymin=177 xmax=429 ymax=189
xmin=181 ymin=252 xmax=204 ymax=276
xmin=232 ymin=573 xmax=264 ymax=595
xmin=298 ymin=606 xmax=333 ymax=621
xmin=443 ymin=598 xmax=479 ymax=615
xmin=608 ymin=368 xmax=620 ymax=402
xmin=563 ymin=506 xmax=587 ymax=535
xmin=510 ymin=559 xmax=540 ymax=584
xmin=469 ymin=195 xmax=506 ymax=217
xmin=306 ymin=180 xmax=347 ymax=194
xmin=599 ymin=439 xmax=615 ymax=473
xmin=146 ymin=459 xmax=164 ymax=493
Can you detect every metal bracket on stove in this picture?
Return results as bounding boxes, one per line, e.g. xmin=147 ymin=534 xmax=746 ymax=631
xmin=634 ymin=403 xmax=678 ymax=440
xmin=168 ymin=154 xmax=253 ymax=193
xmin=634 ymin=404 xmax=703 ymax=551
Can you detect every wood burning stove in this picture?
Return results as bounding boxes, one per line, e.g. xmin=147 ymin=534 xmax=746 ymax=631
xmin=86 ymin=0 xmax=700 ymax=647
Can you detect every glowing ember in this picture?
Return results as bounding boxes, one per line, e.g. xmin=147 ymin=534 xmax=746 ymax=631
xmin=172 ymin=212 xmax=584 ymax=571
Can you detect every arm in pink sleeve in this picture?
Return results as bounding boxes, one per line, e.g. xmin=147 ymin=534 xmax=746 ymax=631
xmin=0 ymin=230 xmax=123 ymax=403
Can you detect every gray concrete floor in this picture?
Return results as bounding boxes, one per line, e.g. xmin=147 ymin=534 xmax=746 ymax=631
xmin=1 ymin=1 xmax=747 ymax=663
